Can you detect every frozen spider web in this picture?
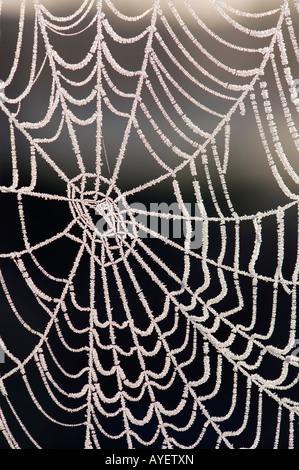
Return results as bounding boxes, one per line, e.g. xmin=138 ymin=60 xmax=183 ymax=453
xmin=0 ymin=0 xmax=298 ymax=449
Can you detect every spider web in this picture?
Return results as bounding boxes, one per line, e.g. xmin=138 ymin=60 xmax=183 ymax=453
xmin=0 ymin=0 xmax=298 ymax=449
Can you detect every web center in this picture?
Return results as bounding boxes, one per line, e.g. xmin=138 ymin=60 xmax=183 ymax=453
xmin=67 ymin=173 xmax=137 ymax=262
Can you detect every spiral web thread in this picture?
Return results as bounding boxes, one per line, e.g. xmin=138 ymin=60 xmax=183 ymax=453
xmin=0 ymin=0 xmax=298 ymax=449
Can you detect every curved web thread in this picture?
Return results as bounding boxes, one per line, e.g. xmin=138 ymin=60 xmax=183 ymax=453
xmin=0 ymin=0 xmax=298 ymax=449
